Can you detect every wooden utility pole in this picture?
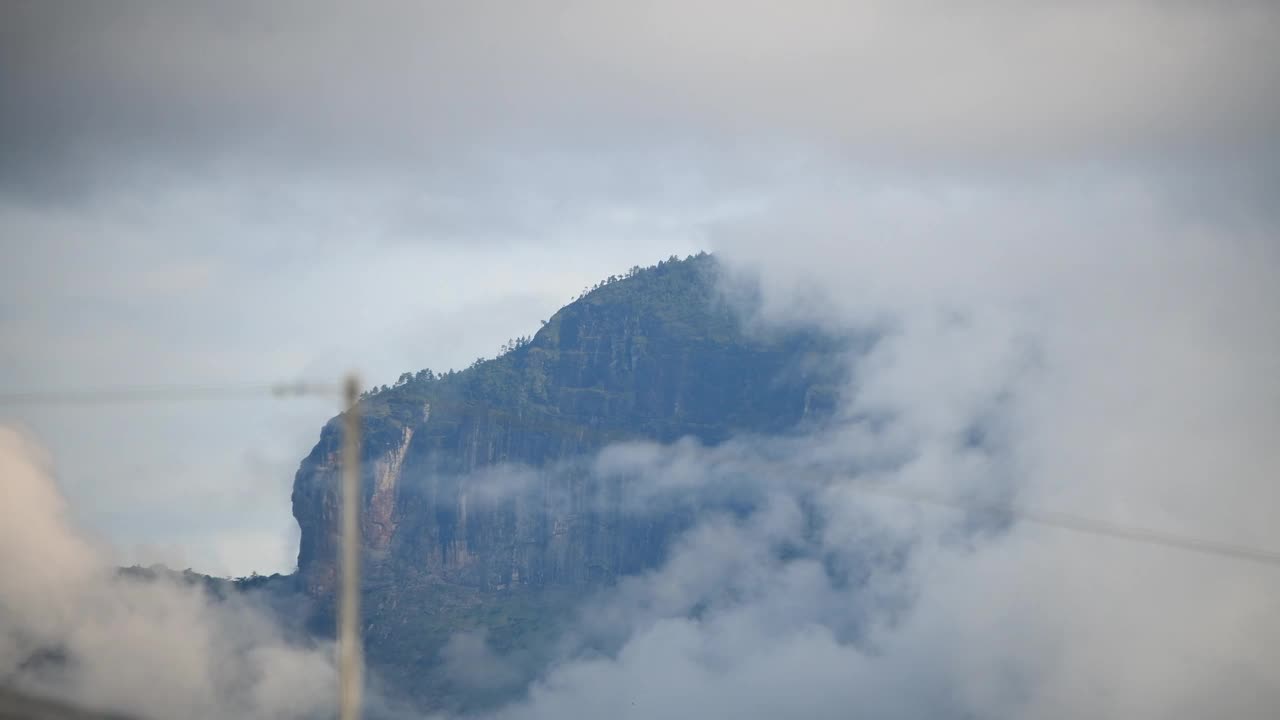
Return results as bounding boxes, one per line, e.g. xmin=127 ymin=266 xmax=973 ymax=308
xmin=339 ymin=373 xmax=363 ymax=720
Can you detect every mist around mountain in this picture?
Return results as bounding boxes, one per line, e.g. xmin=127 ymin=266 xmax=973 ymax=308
xmin=289 ymin=252 xmax=866 ymax=712
xmin=4 ymin=244 xmax=1278 ymax=720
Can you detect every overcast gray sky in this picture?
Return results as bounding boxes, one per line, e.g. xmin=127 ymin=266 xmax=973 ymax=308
xmin=2 ymin=0 xmax=1277 ymax=581
xmin=3 ymin=3 xmax=1280 ymax=719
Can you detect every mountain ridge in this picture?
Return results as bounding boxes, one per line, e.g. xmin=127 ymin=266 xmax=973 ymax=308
xmin=286 ymin=251 xmax=851 ymax=710
xmin=292 ymin=252 xmax=845 ymax=594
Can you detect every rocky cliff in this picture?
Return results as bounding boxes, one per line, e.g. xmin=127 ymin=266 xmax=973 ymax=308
xmin=292 ymin=253 xmax=844 ymax=598
xmin=288 ymin=253 xmax=848 ymax=709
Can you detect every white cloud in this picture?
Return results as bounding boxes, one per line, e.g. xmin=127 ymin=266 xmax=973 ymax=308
xmin=453 ymin=189 xmax=1280 ymax=718
xmin=0 ymin=427 xmax=340 ymax=719
xmin=0 ymin=6 xmax=1277 ymax=714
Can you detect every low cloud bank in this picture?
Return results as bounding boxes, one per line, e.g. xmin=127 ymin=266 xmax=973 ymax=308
xmin=445 ymin=210 xmax=1280 ymax=719
xmin=0 ymin=427 xmax=339 ymax=720
xmin=5 ymin=190 xmax=1278 ymax=719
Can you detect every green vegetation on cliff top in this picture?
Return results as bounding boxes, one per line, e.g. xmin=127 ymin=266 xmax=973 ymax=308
xmin=351 ymin=252 xmax=841 ymax=448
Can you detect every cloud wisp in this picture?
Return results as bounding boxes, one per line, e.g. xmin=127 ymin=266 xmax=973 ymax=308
xmin=415 ymin=217 xmax=1280 ymax=719
xmin=0 ymin=427 xmax=341 ymax=720
xmin=4 ymin=203 xmax=1278 ymax=719
xmin=1 ymin=3 xmax=1276 ymax=716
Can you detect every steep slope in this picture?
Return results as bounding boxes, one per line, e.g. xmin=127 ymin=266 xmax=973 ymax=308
xmin=292 ymin=253 xmax=843 ymax=595
xmin=288 ymin=253 xmax=848 ymax=709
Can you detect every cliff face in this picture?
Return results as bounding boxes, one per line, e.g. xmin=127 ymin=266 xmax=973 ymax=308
xmin=291 ymin=254 xmax=844 ymax=597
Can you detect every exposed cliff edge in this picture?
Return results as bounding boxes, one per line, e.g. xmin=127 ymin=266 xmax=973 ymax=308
xmin=288 ymin=252 xmax=850 ymax=709
xmin=292 ymin=253 xmax=846 ymax=596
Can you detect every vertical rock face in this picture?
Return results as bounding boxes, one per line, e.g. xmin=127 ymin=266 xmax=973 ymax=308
xmin=291 ymin=254 xmax=846 ymax=596
xmin=366 ymin=425 xmax=412 ymax=554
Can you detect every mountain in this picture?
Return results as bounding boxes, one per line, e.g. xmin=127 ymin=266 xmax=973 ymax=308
xmin=288 ymin=252 xmax=848 ymax=710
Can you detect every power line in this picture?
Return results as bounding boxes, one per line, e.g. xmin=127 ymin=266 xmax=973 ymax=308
xmin=0 ymin=381 xmax=339 ymax=407
xmin=0 ymin=374 xmax=365 ymax=718
xmin=3 ymin=380 xmax=1274 ymax=570
xmin=854 ymin=483 xmax=1280 ymax=568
